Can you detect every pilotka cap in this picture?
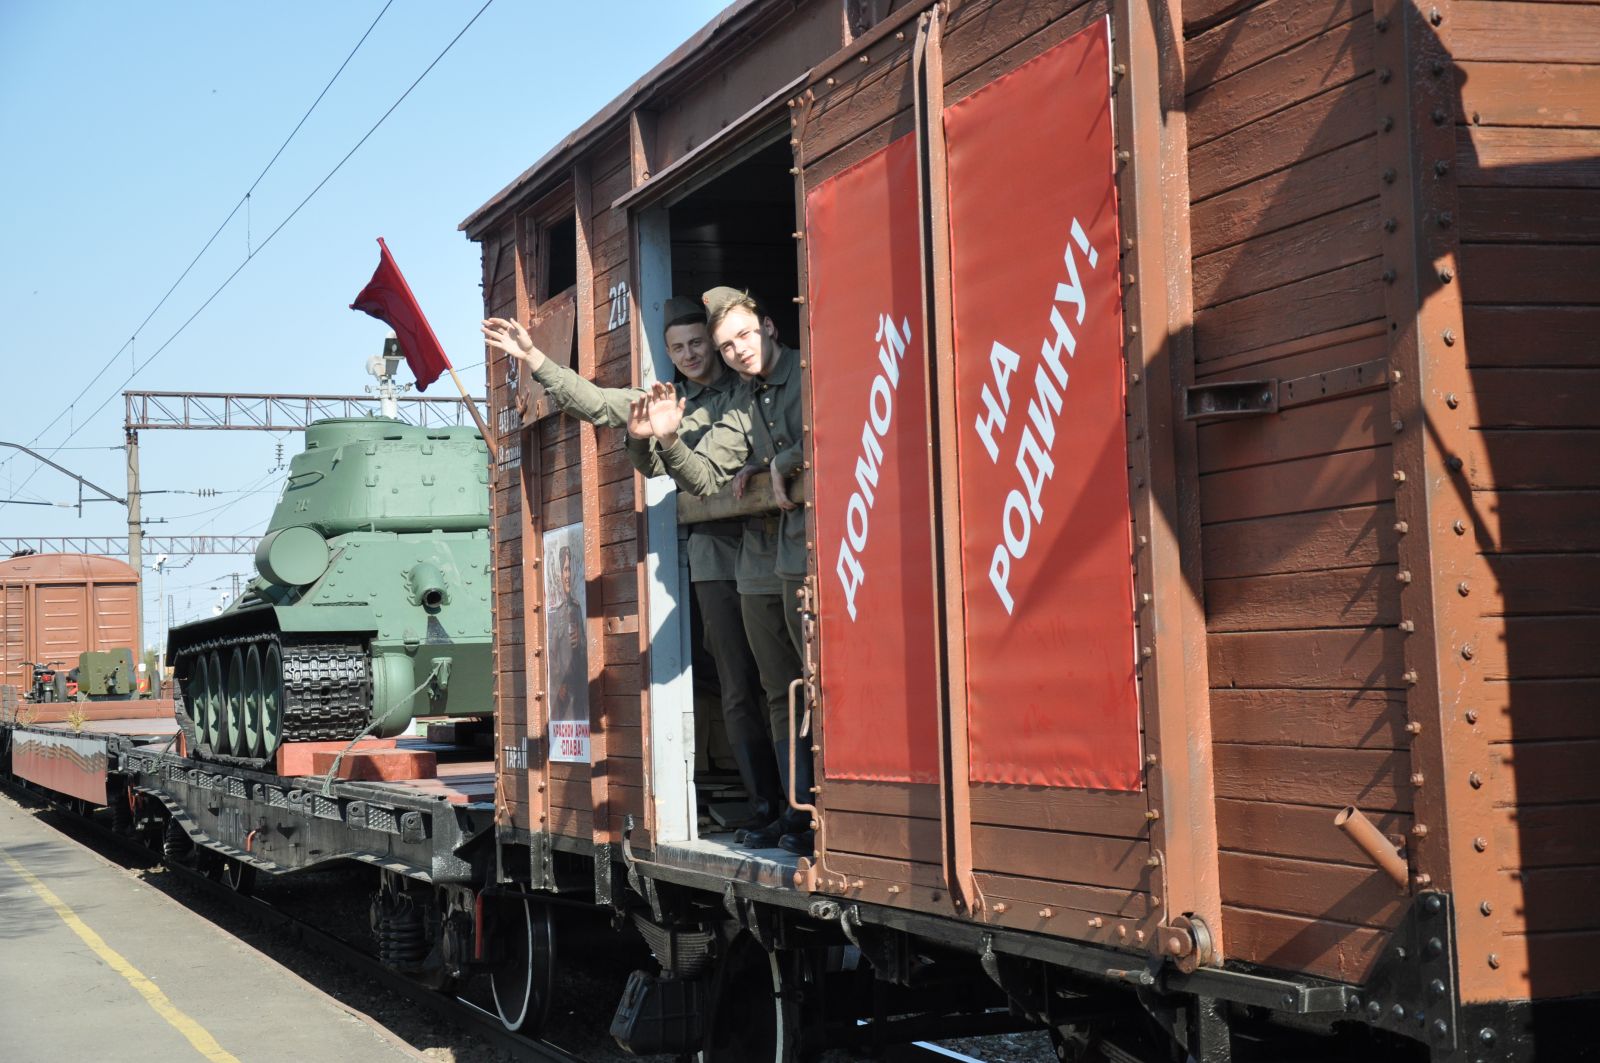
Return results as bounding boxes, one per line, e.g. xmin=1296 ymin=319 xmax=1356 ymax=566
xmin=701 ymin=286 xmax=748 ymax=321
xmin=663 ymin=295 xmax=705 ymax=326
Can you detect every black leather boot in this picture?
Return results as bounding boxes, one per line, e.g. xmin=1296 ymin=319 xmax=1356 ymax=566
xmin=739 ymin=738 xmax=792 ymax=848
xmin=727 ymin=732 xmax=784 ymax=832
xmin=778 ymin=738 xmax=816 ymax=856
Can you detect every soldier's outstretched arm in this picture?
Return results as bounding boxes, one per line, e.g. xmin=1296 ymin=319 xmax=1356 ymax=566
xmin=482 ymin=317 xmax=637 ymax=427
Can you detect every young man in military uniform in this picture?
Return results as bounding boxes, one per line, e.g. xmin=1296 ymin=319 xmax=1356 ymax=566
xmin=481 ymin=300 xmax=782 ymax=830
xmin=629 ymin=287 xmax=813 ymax=856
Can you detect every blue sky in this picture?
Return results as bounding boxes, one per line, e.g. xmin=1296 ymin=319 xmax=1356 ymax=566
xmin=0 ymin=0 xmax=728 ymax=646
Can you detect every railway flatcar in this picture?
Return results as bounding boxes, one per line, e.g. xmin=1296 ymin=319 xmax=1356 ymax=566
xmin=458 ymin=0 xmax=1600 ymax=1058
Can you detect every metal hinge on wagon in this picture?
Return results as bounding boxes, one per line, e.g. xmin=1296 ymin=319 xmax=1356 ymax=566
xmin=1183 ymin=357 xmax=1390 ymax=422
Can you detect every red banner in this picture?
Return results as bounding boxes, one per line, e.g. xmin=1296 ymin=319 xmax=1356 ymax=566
xmin=805 ymin=134 xmax=940 ymax=784
xmin=944 ymin=20 xmax=1141 ymax=791
xmin=351 ymin=237 xmax=452 ymax=391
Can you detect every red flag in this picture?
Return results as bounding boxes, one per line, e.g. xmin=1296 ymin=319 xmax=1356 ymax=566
xmin=350 ymin=237 xmax=452 ymax=391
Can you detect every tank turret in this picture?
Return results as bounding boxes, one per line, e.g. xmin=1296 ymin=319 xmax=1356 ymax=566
xmin=167 ymin=417 xmax=492 ymax=765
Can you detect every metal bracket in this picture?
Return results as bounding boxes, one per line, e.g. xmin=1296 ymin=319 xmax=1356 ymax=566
xmin=1183 ymin=379 xmax=1277 ymax=421
xmin=1345 ymin=891 xmax=1459 ymax=1052
xmin=594 ymin=840 xmax=617 ymax=906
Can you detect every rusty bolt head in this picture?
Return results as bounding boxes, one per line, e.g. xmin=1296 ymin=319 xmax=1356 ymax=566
xmin=1382 ymin=269 xmax=1397 ymax=284
xmin=1382 ymin=115 xmax=1395 ymax=132
xmin=1435 ymin=160 xmax=1450 ymax=177
xmin=1481 ymin=900 xmax=1493 ymax=916
xmin=1166 ymin=934 xmax=1188 ymax=956
xmin=1145 ymin=809 xmax=1160 ymax=821
xmin=1376 ymin=16 xmax=1390 ymax=31
xmin=1397 ymin=568 xmax=1413 ymax=582
xmin=1411 ymin=772 xmax=1426 ymax=787
xmin=1466 ymin=709 xmax=1479 ymax=724
xmin=994 ymin=902 xmax=1008 ymax=913
xmin=1379 ymin=66 xmax=1393 ymax=83
xmin=1394 ymin=470 xmax=1408 ymax=484
xmin=1404 ymin=670 xmax=1420 ymax=685
xmin=1382 ymin=168 xmax=1397 ymax=184
xmin=1487 ymin=955 xmax=1501 ymax=970
xmin=1412 ymin=823 xmax=1429 ymax=836
xmin=1459 ymin=581 xmax=1471 ymax=596
xmin=1088 ymin=916 xmax=1103 ymax=928
xmin=1453 ymin=520 xmax=1467 ymax=535
xmin=1446 ymin=392 xmax=1460 ymax=408
xmin=1447 ymin=455 xmax=1464 ymax=472
xmin=1145 ymin=855 xmax=1162 ymax=868
xmin=1400 ymin=620 xmax=1416 ymax=632
xmin=1430 ymin=6 xmax=1443 ymax=25
xmin=1440 ymin=267 xmax=1454 ymax=283
xmin=1393 ymin=418 xmax=1405 ymax=432
xmin=1439 ymin=211 xmax=1453 ymax=227
xmin=1443 ymin=329 xmax=1457 ymax=346
xmin=1040 ymin=907 xmax=1054 ymax=918
xmin=1469 ymin=771 xmax=1484 ymax=789
xmin=1146 ymin=753 xmax=1159 ymax=766
xmin=1415 ymin=873 xmax=1432 ymax=886
xmin=1462 ymin=644 xmax=1475 ymax=660
xmin=1406 ymin=721 xmax=1423 ymax=735
xmin=1433 ymin=109 xmax=1448 ymax=126
xmin=1474 ymin=836 xmax=1488 ymax=852
xmin=1384 ymin=217 xmax=1399 ymax=233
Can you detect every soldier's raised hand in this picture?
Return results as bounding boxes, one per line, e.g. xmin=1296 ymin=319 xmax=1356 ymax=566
xmin=481 ymin=318 xmax=546 ymax=372
xmin=644 ymin=381 xmax=686 ymax=444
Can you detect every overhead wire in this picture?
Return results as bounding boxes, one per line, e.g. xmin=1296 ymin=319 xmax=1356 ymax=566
xmin=3 ymin=0 xmax=395 ymax=479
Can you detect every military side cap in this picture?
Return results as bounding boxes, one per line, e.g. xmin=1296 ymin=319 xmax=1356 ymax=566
xmin=701 ymin=286 xmax=747 ymax=321
xmin=663 ymin=295 xmax=704 ymax=325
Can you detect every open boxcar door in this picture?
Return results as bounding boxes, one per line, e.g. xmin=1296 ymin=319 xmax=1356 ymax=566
xmin=794 ymin=0 xmax=1221 ymax=967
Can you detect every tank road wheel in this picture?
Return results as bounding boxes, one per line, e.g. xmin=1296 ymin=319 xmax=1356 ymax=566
xmin=187 ymin=657 xmax=213 ymax=753
xmin=240 ymin=646 xmax=263 ymax=759
xmin=204 ymin=650 xmax=224 ymax=752
xmin=223 ymin=648 xmax=246 ymax=757
xmin=491 ymin=897 xmax=556 ymax=1034
xmin=261 ymin=642 xmax=284 ymax=759
xmin=701 ymin=934 xmax=801 ymax=1063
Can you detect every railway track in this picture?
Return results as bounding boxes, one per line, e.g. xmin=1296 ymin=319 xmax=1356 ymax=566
xmin=2 ymin=778 xmax=585 ymax=1063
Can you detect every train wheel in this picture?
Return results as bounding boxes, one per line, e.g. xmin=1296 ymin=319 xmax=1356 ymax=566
xmin=701 ymin=934 xmax=800 ymax=1063
xmin=222 ymin=648 xmax=245 ymax=757
xmin=240 ymin=646 xmax=263 ymax=759
xmin=261 ymin=642 xmax=284 ymax=759
xmin=491 ymin=897 xmax=555 ymax=1034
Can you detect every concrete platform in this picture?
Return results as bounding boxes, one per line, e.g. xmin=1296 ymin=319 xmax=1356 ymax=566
xmin=0 ymin=794 xmax=424 ymax=1063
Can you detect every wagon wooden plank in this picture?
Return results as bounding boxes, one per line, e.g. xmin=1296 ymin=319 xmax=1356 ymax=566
xmin=1213 ymin=744 xmax=1412 ymax=811
xmin=1461 ymin=188 xmax=1600 ymax=244
xmin=1507 ymin=868 xmax=1600 ymax=932
xmin=970 ymin=824 xmax=1153 ymax=891
xmin=968 ymin=784 xmax=1152 ymax=839
xmin=1491 ymin=738 xmax=1600 ymax=804
xmin=1217 ymin=797 xmax=1412 ymax=865
xmin=1188 ymin=75 xmax=1374 ymax=202
xmin=1451 ymin=1 xmax=1600 ymax=63
xmin=1467 ymin=677 xmax=1600 ymax=743
xmin=1197 ymin=391 xmax=1390 ymax=475
xmin=1187 ymin=18 xmax=1372 ymax=149
xmin=1185 ymin=0 xmax=1372 ymax=92
xmin=1461 ymin=245 xmax=1600 ymax=305
xmin=1192 ymin=258 xmax=1383 ymax=365
xmin=1199 ymin=444 xmax=1393 ymax=524
xmin=1471 ymin=369 xmax=1600 ymax=428
xmin=1191 ymin=136 xmax=1375 ymax=257
xmin=1487 ymin=931 xmax=1600 ymax=1003
xmin=1457 ymin=127 xmax=1600 ymax=189
xmin=825 ymin=810 xmax=940 ymax=861
xmin=1466 ymin=430 xmax=1600 ymax=491
xmin=822 ymin=851 xmax=945 ymax=889
xmin=1202 ymin=502 xmax=1399 ymax=579
xmin=1205 ymin=565 xmax=1400 ymax=631
xmin=822 ymin=780 xmax=941 ymax=817
xmin=1219 ymin=851 xmax=1407 ymax=928
xmin=1210 ymin=689 xmax=1408 ymax=749
xmin=1181 ymin=0 xmax=1267 ymax=36
xmin=1469 ymin=490 xmax=1600 ymax=553
xmin=972 ymin=872 xmax=1155 ymax=920
xmin=1222 ymin=905 xmax=1385 ymax=982
xmin=1193 ymin=198 xmax=1380 ymax=309
xmin=1457 ymin=62 xmax=1600 ymax=129
xmin=1495 ymin=803 xmax=1600 ymax=868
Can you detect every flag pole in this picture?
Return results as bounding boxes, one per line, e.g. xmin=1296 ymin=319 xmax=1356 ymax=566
xmin=448 ymin=364 xmax=498 ymax=462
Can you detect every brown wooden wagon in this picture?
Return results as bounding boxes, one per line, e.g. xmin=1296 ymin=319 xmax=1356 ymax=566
xmin=463 ymin=0 xmax=1600 ymax=1057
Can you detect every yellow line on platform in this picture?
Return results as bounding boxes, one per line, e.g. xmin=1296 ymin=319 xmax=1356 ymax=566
xmin=0 ymin=845 xmax=241 ymax=1063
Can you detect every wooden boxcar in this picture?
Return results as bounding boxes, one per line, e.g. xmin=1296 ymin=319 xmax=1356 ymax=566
xmin=462 ymin=0 xmax=1600 ymax=1057
xmin=0 ymin=552 xmax=141 ymax=695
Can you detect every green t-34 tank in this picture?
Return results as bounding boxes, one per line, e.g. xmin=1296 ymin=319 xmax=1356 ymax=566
xmin=168 ymin=416 xmax=492 ymax=765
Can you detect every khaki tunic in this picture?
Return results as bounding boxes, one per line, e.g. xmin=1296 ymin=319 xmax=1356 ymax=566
xmin=655 ymin=345 xmax=808 ymax=586
xmin=529 ymin=359 xmax=741 ymax=582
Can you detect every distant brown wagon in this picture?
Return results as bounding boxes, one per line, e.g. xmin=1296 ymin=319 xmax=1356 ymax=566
xmin=0 ymin=553 xmax=140 ymax=698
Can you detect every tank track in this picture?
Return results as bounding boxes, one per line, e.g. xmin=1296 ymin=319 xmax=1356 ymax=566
xmin=173 ymin=633 xmax=372 ymax=769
